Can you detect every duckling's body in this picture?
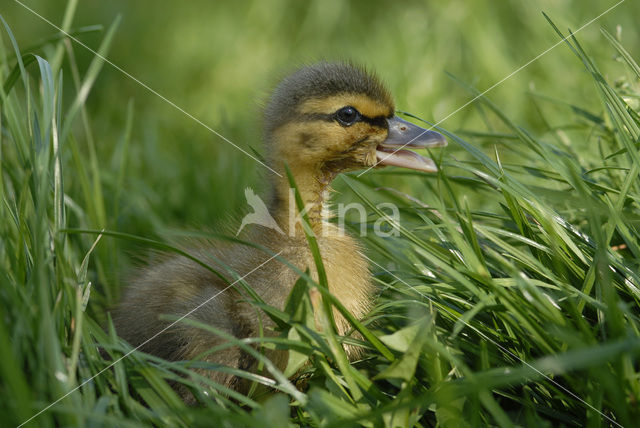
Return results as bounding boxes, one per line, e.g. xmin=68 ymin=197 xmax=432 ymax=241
xmin=113 ymin=62 xmax=446 ymax=400
xmin=114 ymin=225 xmax=370 ymax=392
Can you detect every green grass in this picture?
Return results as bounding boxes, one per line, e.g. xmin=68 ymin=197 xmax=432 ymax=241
xmin=2 ymin=0 xmax=640 ymax=426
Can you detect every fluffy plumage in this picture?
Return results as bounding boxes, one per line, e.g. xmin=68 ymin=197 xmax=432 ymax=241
xmin=264 ymin=62 xmax=393 ymax=138
xmin=113 ymin=61 xmax=445 ymax=403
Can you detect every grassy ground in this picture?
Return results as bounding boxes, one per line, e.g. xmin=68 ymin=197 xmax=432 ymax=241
xmin=2 ymin=0 xmax=640 ymax=426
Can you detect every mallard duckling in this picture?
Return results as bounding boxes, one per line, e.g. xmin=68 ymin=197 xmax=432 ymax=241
xmin=113 ymin=62 xmax=446 ymax=400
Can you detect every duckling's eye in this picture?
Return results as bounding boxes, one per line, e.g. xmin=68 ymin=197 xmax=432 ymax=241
xmin=335 ymin=106 xmax=361 ymax=126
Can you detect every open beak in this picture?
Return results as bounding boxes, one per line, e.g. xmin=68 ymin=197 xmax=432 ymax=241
xmin=376 ymin=116 xmax=447 ymax=172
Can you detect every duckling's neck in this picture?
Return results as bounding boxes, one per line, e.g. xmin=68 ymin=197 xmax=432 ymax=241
xmin=268 ymin=166 xmax=337 ymax=237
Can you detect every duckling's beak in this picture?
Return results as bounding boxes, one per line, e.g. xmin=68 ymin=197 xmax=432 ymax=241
xmin=376 ymin=116 xmax=447 ymax=172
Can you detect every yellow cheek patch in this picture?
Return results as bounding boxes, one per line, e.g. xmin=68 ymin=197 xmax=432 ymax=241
xmin=271 ymin=120 xmax=386 ymax=157
xmin=348 ymin=123 xmax=388 ymax=144
xmin=298 ymin=94 xmax=393 ymax=118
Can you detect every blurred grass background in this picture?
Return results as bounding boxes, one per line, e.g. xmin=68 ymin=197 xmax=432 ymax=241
xmin=2 ymin=0 xmax=640 ymax=426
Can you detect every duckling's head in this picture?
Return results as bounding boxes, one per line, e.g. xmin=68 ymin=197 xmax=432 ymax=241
xmin=264 ymin=62 xmax=446 ymax=179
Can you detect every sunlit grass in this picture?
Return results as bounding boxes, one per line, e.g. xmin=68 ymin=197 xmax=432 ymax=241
xmin=1 ymin=1 xmax=640 ymax=426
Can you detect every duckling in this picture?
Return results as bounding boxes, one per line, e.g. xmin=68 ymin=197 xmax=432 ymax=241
xmin=112 ymin=62 xmax=446 ymax=400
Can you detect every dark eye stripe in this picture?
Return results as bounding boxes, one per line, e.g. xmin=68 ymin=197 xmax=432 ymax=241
xmin=359 ymin=115 xmax=388 ymax=128
xmin=295 ymin=112 xmax=388 ymax=129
